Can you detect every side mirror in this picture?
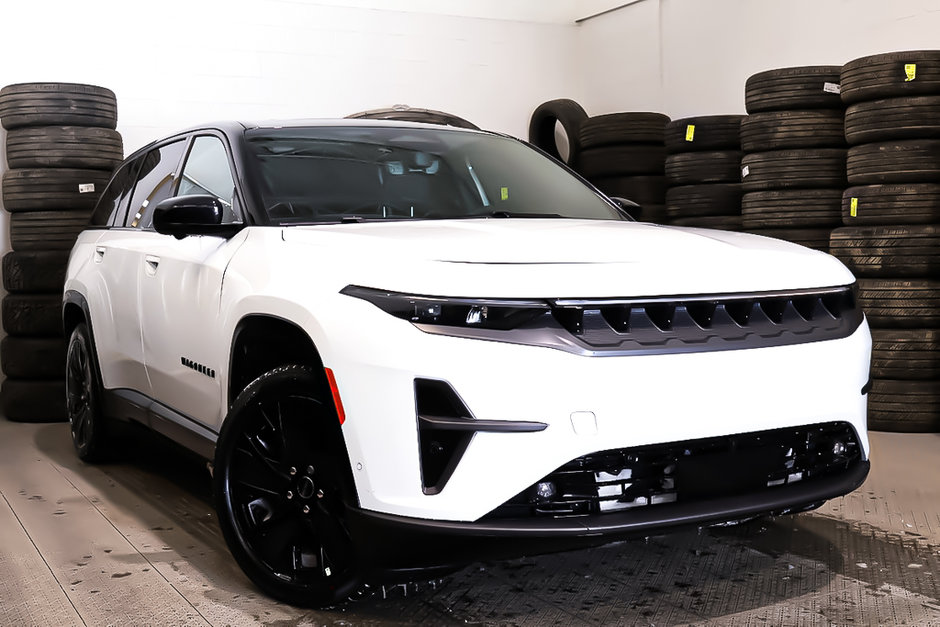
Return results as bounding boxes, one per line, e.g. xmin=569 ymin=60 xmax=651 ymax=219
xmin=152 ymin=195 xmax=242 ymax=239
xmin=608 ymin=196 xmax=642 ymax=221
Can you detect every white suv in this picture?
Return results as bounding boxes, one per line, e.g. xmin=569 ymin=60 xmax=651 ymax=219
xmin=64 ymin=120 xmax=872 ymax=607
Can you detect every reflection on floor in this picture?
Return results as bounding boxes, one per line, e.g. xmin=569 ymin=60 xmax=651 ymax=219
xmin=0 ymin=417 xmax=937 ymax=626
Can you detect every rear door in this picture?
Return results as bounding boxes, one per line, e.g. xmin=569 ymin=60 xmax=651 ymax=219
xmin=85 ymin=139 xmax=187 ymax=393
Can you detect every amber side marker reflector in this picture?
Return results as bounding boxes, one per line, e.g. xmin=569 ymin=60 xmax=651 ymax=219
xmin=324 ymin=368 xmax=346 ymax=425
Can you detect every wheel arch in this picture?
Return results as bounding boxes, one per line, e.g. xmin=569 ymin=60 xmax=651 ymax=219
xmin=226 ymin=313 xmax=358 ymax=505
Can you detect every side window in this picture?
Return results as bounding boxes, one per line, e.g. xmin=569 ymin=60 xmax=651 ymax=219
xmin=178 ymin=135 xmax=239 ymax=223
xmin=89 ymin=157 xmax=141 ymax=227
xmin=126 ymin=139 xmax=187 ymax=229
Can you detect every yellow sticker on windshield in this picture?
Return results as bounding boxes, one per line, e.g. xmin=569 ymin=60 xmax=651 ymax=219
xmin=501 ymin=187 xmax=509 ymax=201
xmin=905 ymin=63 xmax=917 ymax=82
xmin=685 ymin=124 xmax=695 ymax=141
xmin=850 ymin=197 xmax=858 ymax=217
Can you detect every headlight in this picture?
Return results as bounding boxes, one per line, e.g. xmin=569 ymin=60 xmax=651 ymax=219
xmin=340 ymin=285 xmax=550 ymax=330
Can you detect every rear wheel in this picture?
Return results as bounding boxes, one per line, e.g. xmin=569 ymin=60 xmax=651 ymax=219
xmin=66 ymin=323 xmax=108 ymax=461
xmin=213 ymin=365 xmax=362 ymax=607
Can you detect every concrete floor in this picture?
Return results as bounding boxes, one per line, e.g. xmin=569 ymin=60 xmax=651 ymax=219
xmin=0 ymin=417 xmax=938 ymax=626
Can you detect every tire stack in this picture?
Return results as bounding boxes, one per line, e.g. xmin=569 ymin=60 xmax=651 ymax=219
xmin=573 ymin=112 xmax=670 ymax=224
xmin=663 ymin=115 xmax=745 ymax=230
xmin=739 ymin=66 xmax=847 ymax=251
xmin=829 ymin=51 xmax=940 ymax=433
xmin=0 ymin=82 xmax=121 ymax=423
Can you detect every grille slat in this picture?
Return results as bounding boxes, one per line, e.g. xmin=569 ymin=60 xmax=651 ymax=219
xmin=547 ymin=287 xmax=859 ymax=353
xmin=486 ymin=421 xmax=862 ymax=520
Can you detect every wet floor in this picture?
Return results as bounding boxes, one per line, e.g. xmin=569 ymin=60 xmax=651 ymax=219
xmin=0 ymin=418 xmax=938 ymax=626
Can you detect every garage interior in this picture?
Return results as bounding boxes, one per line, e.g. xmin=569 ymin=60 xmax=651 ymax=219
xmin=1 ymin=0 xmax=939 ymax=625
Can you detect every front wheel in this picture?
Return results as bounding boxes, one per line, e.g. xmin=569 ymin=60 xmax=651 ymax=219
xmin=213 ymin=365 xmax=362 ymax=607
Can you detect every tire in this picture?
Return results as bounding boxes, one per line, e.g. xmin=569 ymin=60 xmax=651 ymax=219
xmin=664 ymin=115 xmax=744 ymax=153
xmin=66 ymin=323 xmax=110 ymax=461
xmin=6 ymin=126 xmax=124 ymax=170
xmin=214 ymin=365 xmax=362 ymax=608
xmin=741 ymin=189 xmax=842 ymax=228
xmin=841 ymin=50 xmax=940 ymax=105
xmin=0 ymin=82 xmax=117 ymax=130
xmin=9 ymin=210 xmax=92 ymax=251
xmin=528 ymin=99 xmax=588 ymax=165
xmin=844 ymin=96 xmax=940 ymax=145
xmin=2 ymin=294 xmax=61 ymax=337
xmin=870 ymin=329 xmax=940 ymax=380
xmin=745 ymin=65 xmax=843 ymax=113
xmin=587 ymin=175 xmax=666 ymax=205
xmin=2 ymin=168 xmax=112 ymax=211
xmin=665 ymin=184 xmax=742 ymax=219
xmin=664 ymin=151 xmax=742 ymax=185
xmin=0 ymin=379 xmax=67 ymax=423
xmin=669 ymin=215 xmax=742 ymax=230
xmin=746 ymin=228 xmax=833 ymax=252
xmin=842 ymin=184 xmax=940 ymax=225
xmin=846 ymin=140 xmax=940 ymax=184
xmin=577 ymin=145 xmax=666 ymax=178
xmin=740 ymin=110 xmax=844 ymax=151
xmin=2 ymin=251 xmax=70 ymax=293
xmin=868 ymin=379 xmax=940 ymax=433
xmin=857 ymin=279 xmax=940 ymax=328
xmin=578 ymin=113 xmax=669 ymax=149
xmin=1 ymin=337 xmax=66 ymax=379
xmin=830 ymin=225 xmax=940 ymax=277
xmin=741 ymin=149 xmax=845 ymax=191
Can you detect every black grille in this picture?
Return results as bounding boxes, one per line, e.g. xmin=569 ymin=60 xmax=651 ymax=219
xmin=548 ymin=286 xmax=862 ymax=354
xmin=485 ymin=422 xmax=862 ymax=519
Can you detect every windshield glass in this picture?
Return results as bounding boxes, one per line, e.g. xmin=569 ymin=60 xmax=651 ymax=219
xmin=244 ymin=126 xmax=621 ymax=223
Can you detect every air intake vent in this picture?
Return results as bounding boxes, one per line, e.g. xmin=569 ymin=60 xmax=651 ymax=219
xmin=485 ymin=421 xmax=862 ymax=520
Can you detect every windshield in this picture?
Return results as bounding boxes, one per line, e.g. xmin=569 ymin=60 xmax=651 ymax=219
xmin=244 ymin=126 xmax=622 ymax=224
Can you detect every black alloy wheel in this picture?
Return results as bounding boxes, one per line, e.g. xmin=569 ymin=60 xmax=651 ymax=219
xmin=214 ymin=365 xmax=362 ymax=607
xmin=66 ymin=322 xmax=107 ymax=461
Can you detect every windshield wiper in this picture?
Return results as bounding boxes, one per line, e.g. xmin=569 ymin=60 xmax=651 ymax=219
xmin=473 ymin=211 xmax=564 ymax=219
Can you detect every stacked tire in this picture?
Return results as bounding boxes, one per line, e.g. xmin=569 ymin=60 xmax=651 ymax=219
xmin=0 ymin=83 xmax=121 ymax=423
xmin=830 ymin=51 xmax=940 ymax=433
xmin=573 ymin=112 xmax=670 ymax=223
xmin=740 ymin=66 xmax=847 ymax=251
xmin=663 ymin=115 xmax=745 ymax=230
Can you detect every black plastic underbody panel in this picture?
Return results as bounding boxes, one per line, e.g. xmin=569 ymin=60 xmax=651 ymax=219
xmin=346 ymin=460 xmax=869 ymax=574
xmin=102 ymin=388 xmax=218 ymax=460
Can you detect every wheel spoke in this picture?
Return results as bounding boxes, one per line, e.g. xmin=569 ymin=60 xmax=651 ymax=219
xmin=249 ymin=513 xmax=306 ymax=570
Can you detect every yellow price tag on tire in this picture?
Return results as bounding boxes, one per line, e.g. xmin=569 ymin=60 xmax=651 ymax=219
xmin=905 ymin=64 xmax=917 ymax=82
xmin=685 ymin=124 xmax=695 ymax=142
xmin=850 ymin=197 xmax=858 ymax=217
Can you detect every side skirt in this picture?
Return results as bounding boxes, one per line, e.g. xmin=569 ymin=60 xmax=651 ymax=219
xmin=101 ymin=388 xmax=218 ymax=460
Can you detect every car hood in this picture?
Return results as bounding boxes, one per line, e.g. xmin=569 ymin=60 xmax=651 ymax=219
xmin=280 ymin=219 xmax=855 ymax=298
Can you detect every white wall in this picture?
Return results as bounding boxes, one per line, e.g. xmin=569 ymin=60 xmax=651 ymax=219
xmin=578 ymin=0 xmax=940 ymax=119
xmin=0 ymin=0 xmax=582 ymax=155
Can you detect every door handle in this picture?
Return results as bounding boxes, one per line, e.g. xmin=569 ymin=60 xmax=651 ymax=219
xmin=144 ymin=255 xmax=160 ymax=276
xmin=94 ymin=247 xmax=106 ymax=263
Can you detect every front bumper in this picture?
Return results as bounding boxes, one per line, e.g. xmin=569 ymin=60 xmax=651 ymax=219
xmin=347 ymin=459 xmax=870 ymax=574
xmin=325 ymin=304 xmax=871 ymax=521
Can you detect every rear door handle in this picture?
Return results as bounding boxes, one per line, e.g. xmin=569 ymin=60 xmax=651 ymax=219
xmin=94 ymin=247 xmax=106 ymax=263
xmin=144 ymin=255 xmax=160 ymax=276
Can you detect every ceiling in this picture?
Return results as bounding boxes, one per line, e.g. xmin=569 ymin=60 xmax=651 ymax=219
xmin=307 ymin=0 xmax=633 ymax=24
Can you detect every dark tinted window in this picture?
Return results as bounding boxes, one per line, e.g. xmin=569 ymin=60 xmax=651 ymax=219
xmin=90 ymin=157 xmax=141 ymax=227
xmin=244 ymin=126 xmax=620 ymax=224
xmin=126 ymin=139 xmax=187 ymax=228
